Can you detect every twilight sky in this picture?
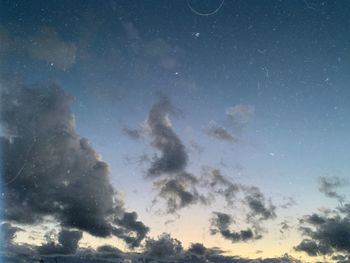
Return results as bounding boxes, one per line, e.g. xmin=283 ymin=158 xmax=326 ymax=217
xmin=1 ymin=1 xmax=350 ymax=262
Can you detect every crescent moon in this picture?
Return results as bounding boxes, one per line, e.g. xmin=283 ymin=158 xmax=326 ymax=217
xmin=187 ymin=0 xmax=225 ymax=16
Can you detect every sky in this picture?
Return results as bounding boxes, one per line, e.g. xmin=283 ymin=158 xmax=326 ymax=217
xmin=1 ymin=0 xmax=350 ymax=262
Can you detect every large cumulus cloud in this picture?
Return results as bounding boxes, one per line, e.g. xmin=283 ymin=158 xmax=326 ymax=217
xmin=0 ymin=85 xmax=148 ymax=248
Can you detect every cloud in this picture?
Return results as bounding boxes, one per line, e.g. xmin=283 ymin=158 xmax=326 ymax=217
xmin=154 ymin=173 xmax=206 ymax=214
xmin=202 ymin=167 xmax=240 ymax=206
xmin=38 ymin=229 xmax=83 ymax=255
xmin=0 ymin=25 xmax=76 ymax=71
xmin=226 ymin=104 xmax=255 ymax=125
xmin=0 ymin=223 xmax=23 ymax=247
xmin=205 ymin=104 xmax=255 ymax=143
xmin=210 ymin=212 xmax=258 ymax=243
xmin=295 ymin=239 xmax=331 ymax=256
xmin=0 ymin=223 xmax=35 ymax=262
xmin=206 ymin=121 xmax=237 ymax=143
xmin=123 ymin=127 xmax=143 ymax=140
xmin=187 ymin=243 xmax=207 ymax=256
xmin=0 ymin=84 xmax=148 ymax=248
xmin=112 ymin=212 xmax=150 ymax=248
xmin=199 ymin=167 xmax=278 ymax=242
xmin=295 ymin=208 xmax=350 ymax=257
xmin=27 ymin=27 xmax=77 ymax=70
xmin=280 ymin=220 xmax=292 ymax=235
xmin=1 ymin=230 xmax=302 ymax=263
xmin=186 ymin=243 xmax=227 ymax=261
xmin=0 ymin=229 xmax=300 ymax=263
xmin=142 ymin=97 xmax=207 ymax=213
xmin=243 ymin=186 xmax=277 ymax=222
xmin=146 ymin=96 xmax=187 ymax=177
xmin=144 ymin=233 xmax=183 ymax=259
xmin=133 ymin=99 xmax=275 ymax=232
xmin=301 ymin=213 xmax=327 ymax=225
xmin=280 ymin=197 xmax=297 ymax=209
xmin=318 ymin=176 xmax=348 ymax=202
xmin=122 ymin=21 xmax=180 ymax=71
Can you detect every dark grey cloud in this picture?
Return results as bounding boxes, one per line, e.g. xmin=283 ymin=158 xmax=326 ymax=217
xmin=0 ymin=223 xmax=35 ymax=263
xmin=186 ymin=243 xmax=227 ymax=261
xmin=38 ymin=229 xmax=83 ymax=255
xmin=146 ymin=96 xmax=187 ymax=177
xmin=338 ymin=203 xmax=350 ymax=215
xmin=280 ymin=220 xmax=292 ymax=235
xmin=206 ymin=121 xmax=237 ymax=143
xmin=112 ymin=212 xmax=150 ymax=248
xmin=301 ymin=213 xmax=327 ymax=225
xmin=144 ymin=233 xmax=183 ymax=259
xmin=154 ymin=176 xmax=204 ymax=214
xmin=295 ymin=239 xmax=332 ymax=256
xmin=200 ymin=167 xmax=277 ymax=242
xmin=243 ymin=186 xmax=277 ymax=222
xmin=295 ymin=209 xmax=350 ymax=257
xmin=143 ymin=97 xmax=206 ymax=213
xmin=1 ymin=232 xmax=303 ymax=263
xmin=96 ymin=245 xmax=122 ymax=255
xmin=187 ymin=243 xmax=207 ymax=257
xmin=332 ymin=254 xmax=350 ymax=263
xmin=210 ymin=212 xmax=258 ymax=243
xmin=0 ymin=85 xmax=148 ymax=248
xmin=318 ymin=176 xmax=348 ymax=202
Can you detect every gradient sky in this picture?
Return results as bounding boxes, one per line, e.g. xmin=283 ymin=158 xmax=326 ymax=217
xmin=1 ymin=1 xmax=350 ymax=262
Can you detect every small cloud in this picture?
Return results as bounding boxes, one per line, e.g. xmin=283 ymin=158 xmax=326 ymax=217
xmin=206 ymin=121 xmax=237 ymax=143
xmin=318 ymin=176 xmax=348 ymax=202
xmin=144 ymin=233 xmax=183 ymax=259
xmin=27 ymin=27 xmax=77 ymax=70
xmin=210 ymin=212 xmax=259 ymax=243
xmin=226 ymin=104 xmax=255 ymax=125
xmin=123 ymin=127 xmax=143 ymax=140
